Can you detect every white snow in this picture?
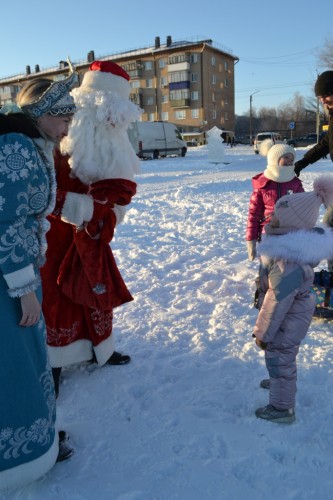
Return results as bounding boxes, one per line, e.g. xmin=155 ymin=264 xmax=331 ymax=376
xmin=8 ymin=145 xmax=333 ymax=500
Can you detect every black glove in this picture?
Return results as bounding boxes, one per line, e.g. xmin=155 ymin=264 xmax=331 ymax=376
xmin=253 ymin=334 xmax=267 ymax=350
xmin=294 ymin=159 xmax=309 ymax=177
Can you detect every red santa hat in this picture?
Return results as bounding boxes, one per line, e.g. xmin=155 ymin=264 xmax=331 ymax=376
xmin=79 ymin=60 xmax=131 ymax=99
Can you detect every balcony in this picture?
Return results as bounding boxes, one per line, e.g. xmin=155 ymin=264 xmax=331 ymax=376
xmin=170 ymin=99 xmax=191 ymax=108
xmin=127 ymin=69 xmax=142 ymax=79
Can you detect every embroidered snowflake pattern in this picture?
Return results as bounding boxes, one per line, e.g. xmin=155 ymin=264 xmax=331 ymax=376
xmin=91 ymin=310 xmax=113 ymax=337
xmin=92 ymin=283 xmax=106 ymax=294
xmin=0 ymin=138 xmax=56 ymax=272
xmin=0 ymin=367 xmax=55 ymax=461
xmin=47 ymin=321 xmax=81 ymax=345
xmin=0 ymin=141 xmax=38 ymax=182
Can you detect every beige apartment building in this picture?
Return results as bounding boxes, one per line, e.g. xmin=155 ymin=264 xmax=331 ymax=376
xmin=0 ymin=36 xmax=238 ymax=144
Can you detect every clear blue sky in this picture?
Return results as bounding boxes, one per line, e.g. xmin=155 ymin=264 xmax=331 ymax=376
xmin=1 ymin=0 xmax=331 ymax=115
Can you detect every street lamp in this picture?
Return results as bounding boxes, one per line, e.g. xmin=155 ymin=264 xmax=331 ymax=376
xmin=249 ymin=90 xmax=260 ymax=144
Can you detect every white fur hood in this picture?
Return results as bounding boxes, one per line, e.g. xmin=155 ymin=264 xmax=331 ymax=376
xmin=257 ymin=225 xmax=333 ymax=266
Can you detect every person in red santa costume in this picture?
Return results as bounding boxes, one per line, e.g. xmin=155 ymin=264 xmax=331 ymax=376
xmin=41 ymin=60 xmax=142 ymax=396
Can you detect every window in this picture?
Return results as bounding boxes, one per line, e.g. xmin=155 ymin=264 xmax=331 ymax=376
xmin=148 ymin=113 xmax=155 ymax=121
xmin=162 ymin=94 xmax=168 ymax=103
xmin=170 ymin=90 xmax=190 ymax=101
xmin=161 ymin=111 xmax=169 ymax=121
xmin=130 ymin=80 xmax=140 ymax=89
xmin=146 ymin=79 xmax=153 ymax=88
xmin=160 ymin=76 xmax=168 ymax=87
xmin=190 ymin=53 xmax=198 ymax=63
xmin=212 ymin=92 xmax=216 ymax=102
xmin=212 ymin=74 xmax=217 ymax=85
xmin=212 ymin=110 xmax=217 ymax=119
xmin=168 ymin=71 xmax=189 ymax=83
xmin=159 ymin=59 xmax=166 ymax=68
xmin=145 ymin=61 xmax=152 ymax=70
xmin=191 ymin=73 xmax=198 ymax=83
xmin=191 ymin=91 xmax=199 ymax=101
xmin=191 ymin=109 xmax=199 ymax=119
xmin=224 ymin=78 xmax=229 ymax=87
xmin=147 ymin=96 xmax=154 ymax=106
xmin=225 ymin=112 xmax=228 ymax=121
xmin=174 ymin=110 xmax=186 ymax=120
xmin=211 ymin=56 xmax=216 ymax=66
xmin=168 ymin=54 xmax=189 ymax=64
xmin=224 ymin=61 xmax=229 ymax=71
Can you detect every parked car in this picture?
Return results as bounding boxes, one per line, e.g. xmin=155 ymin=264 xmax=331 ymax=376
xmin=253 ymin=132 xmax=281 ymax=154
xmin=234 ymin=136 xmax=251 ymax=145
xmin=287 ymin=133 xmax=326 ymax=147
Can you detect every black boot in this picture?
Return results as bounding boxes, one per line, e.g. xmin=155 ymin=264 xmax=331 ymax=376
xmin=52 ymin=367 xmax=62 ymax=398
xmin=56 ymin=431 xmax=74 ymax=462
xmin=107 ymin=351 xmax=131 ymax=365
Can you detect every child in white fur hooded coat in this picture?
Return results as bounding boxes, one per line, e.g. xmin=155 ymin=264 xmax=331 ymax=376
xmin=253 ymin=173 xmax=333 ymax=423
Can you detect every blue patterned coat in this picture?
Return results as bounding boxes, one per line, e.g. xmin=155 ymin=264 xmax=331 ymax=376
xmin=0 ymin=131 xmax=58 ymax=493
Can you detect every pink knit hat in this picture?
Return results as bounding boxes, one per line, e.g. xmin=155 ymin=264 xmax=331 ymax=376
xmin=266 ymin=174 xmax=333 ymax=234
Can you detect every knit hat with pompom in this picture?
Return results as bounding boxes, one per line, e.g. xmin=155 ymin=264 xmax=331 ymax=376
xmin=266 ymin=174 xmax=333 ymax=234
xmin=260 ymin=139 xmax=296 ymax=183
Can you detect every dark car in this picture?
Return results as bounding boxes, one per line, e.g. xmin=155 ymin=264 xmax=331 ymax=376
xmin=287 ymin=133 xmax=326 ymax=147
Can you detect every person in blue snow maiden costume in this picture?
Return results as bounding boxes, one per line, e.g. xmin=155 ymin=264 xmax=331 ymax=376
xmin=0 ymin=64 xmax=76 ymax=493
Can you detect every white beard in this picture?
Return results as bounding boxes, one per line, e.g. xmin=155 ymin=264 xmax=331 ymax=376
xmin=61 ymin=90 xmax=142 ymax=184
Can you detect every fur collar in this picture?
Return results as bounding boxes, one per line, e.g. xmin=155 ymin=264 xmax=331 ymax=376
xmin=0 ymin=113 xmax=40 ymax=138
xmin=258 ymin=225 xmax=333 ymax=266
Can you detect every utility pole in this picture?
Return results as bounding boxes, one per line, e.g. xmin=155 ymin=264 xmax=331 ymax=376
xmin=316 ymin=98 xmax=320 ymax=142
xmin=249 ymin=91 xmax=260 ymax=144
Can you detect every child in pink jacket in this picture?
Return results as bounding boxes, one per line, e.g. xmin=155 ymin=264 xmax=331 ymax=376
xmin=246 ymin=140 xmax=304 ymax=261
xmin=254 ymin=174 xmax=333 ymax=423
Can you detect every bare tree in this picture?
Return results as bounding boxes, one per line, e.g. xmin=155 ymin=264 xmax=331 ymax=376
xmin=316 ymin=38 xmax=333 ymax=69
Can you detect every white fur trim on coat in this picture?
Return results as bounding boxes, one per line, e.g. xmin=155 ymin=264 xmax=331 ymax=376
xmin=258 ymin=225 xmax=333 ymax=266
xmin=0 ymin=436 xmax=58 ymax=494
xmin=61 ymin=192 xmax=94 ymax=227
xmin=4 ymin=264 xmax=36 ymax=290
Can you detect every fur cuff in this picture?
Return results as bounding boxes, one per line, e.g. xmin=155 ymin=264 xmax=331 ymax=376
xmin=112 ymin=205 xmax=127 ymax=225
xmin=4 ymin=264 xmax=36 ymax=290
xmin=61 ymin=192 xmax=94 ymax=226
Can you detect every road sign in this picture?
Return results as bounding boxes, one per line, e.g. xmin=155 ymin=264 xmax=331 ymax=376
xmin=289 ymin=121 xmax=295 ymax=130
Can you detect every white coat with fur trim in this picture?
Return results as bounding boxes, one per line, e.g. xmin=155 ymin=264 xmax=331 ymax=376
xmin=255 ymin=226 xmax=333 ymax=344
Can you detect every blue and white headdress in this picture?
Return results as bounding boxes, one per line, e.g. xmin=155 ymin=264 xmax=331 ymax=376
xmin=21 ymin=60 xmax=77 ymax=119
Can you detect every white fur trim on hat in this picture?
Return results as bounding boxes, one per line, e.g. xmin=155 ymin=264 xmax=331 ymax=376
xmin=79 ymin=71 xmax=130 ymax=99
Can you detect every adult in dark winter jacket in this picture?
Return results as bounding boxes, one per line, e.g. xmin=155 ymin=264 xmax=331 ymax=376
xmin=294 ymin=71 xmax=333 ymax=177
xmin=246 ymin=139 xmax=304 ymax=261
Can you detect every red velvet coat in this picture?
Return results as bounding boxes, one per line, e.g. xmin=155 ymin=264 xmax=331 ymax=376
xmin=41 ymin=153 xmax=136 ymax=366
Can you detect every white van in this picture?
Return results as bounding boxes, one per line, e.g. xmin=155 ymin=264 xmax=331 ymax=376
xmin=253 ymin=132 xmax=281 ymax=154
xmin=128 ymin=121 xmax=187 ymax=159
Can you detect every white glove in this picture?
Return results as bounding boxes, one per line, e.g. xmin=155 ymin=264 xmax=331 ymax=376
xmin=247 ymin=240 xmax=257 ymax=261
xmin=112 ymin=205 xmax=127 ymax=225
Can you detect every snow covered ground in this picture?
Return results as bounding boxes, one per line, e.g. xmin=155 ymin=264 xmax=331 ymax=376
xmin=7 ymin=145 xmax=333 ymax=500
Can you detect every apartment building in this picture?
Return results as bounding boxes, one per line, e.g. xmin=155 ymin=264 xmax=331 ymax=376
xmin=0 ymin=36 xmax=239 ymax=144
